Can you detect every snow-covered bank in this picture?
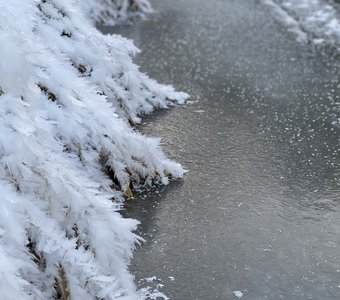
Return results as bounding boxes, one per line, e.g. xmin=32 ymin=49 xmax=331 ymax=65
xmin=0 ymin=0 xmax=187 ymax=299
xmin=265 ymin=0 xmax=340 ymax=50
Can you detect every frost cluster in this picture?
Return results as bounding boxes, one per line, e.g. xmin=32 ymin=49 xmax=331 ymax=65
xmin=0 ymin=0 xmax=187 ymax=299
xmin=79 ymin=0 xmax=153 ymax=26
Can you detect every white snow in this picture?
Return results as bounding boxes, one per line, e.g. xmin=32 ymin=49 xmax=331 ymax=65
xmin=145 ymin=276 xmax=157 ymax=283
xmin=0 ymin=0 xmax=187 ymax=299
xmin=265 ymin=0 xmax=340 ymax=50
xmin=140 ymin=287 xmax=169 ymax=300
xmin=233 ymin=290 xmax=244 ymax=298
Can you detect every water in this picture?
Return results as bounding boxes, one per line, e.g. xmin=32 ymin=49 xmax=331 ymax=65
xmin=101 ymin=0 xmax=340 ymax=299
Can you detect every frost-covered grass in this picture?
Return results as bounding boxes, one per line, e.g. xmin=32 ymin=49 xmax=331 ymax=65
xmin=80 ymin=0 xmax=153 ymax=25
xmin=0 ymin=0 xmax=187 ymax=299
xmin=265 ymin=0 xmax=340 ymax=50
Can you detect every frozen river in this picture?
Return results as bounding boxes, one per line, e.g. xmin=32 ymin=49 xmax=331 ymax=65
xmin=102 ymin=0 xmax=340 ymax=299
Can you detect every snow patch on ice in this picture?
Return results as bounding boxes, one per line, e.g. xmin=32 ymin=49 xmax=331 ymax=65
xmin=138 ymin=276 xmax=169 ymax=300
xmin=233 ymin=290 xmax=244 ymax=298
xmin=140 ymin=287 xmax=169 ymax=300
xmin=145 ymin=276 xmax=157 ymax=283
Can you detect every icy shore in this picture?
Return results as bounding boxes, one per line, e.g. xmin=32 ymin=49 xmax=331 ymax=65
xmin=0 ymin=0 xmax=187 ymax=299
